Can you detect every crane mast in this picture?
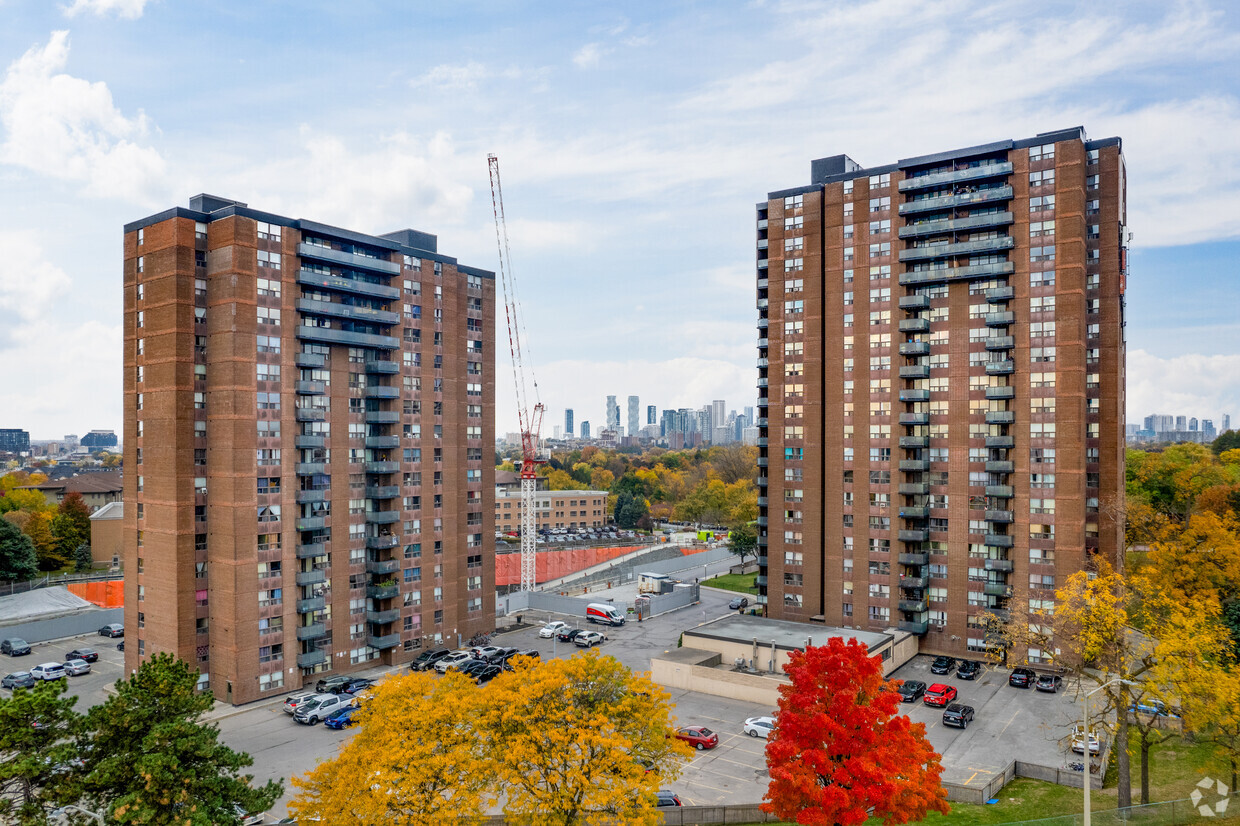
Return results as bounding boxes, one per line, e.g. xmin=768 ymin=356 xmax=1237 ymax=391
xmin=488 ymin=155 xmax=544 ymax=592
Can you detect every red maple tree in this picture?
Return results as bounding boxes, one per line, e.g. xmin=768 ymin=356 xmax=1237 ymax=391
xmin=761 ymin=637 xmax=950 ymax=825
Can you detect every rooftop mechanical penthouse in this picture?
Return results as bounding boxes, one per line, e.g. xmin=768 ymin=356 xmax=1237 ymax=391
xmin=755 ymin=128 xmax=1126 ymax=659
xmin=123 ymin=195 xmax=495 ymax=704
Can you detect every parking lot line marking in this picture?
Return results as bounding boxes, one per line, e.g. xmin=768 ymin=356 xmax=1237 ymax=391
xmin=997 ymin=709 xmax=1020 ymax=739
xmin=964 ymin=771 xmax=978 ymax=785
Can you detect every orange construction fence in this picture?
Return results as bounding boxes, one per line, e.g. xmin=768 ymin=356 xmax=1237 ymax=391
xmin=66 ymin=580 xmax=125 ymax=609
xmin=495 ymin=542 xmax=716 ymax=587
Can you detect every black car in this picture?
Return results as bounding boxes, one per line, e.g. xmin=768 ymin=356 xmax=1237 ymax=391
xmin=342 ymin=678 xmax=375 ymax=695
xmin=316 ymin=675 xmax=355 ymax=694
xmin=486 ymin=647 xmax=518 ymax=664
xmin=503 ymin=650 xmax=541 ymax=672
xmin=729 ymin=596 xmax=750 ymax=610
xmin=956 ymin=660 xmax=980 ymax=681
xmin=896 ymin=680 xmax=926 ymax=702
xmin=1009 ymin=667 xmax=1036 ymax=688
xmin=457 ymin=659 xmax=491 ymax=677
xmin=65 ymin=648 xmax=98 ymax=664
xmin=2 ymin=672 xmax=36 ymax=689
xmin=472 ymin=664 xmax=503 ymax=684
xmin=410 ymin=648 xmax=451 ymax=671
xmin=1035 ymin=674 xmax=1063 ymax=693
xmin=656 ymin=790 xmax=683 ymax=808
xmin=942 ymin=703 xmax=975 ymax=729
xmin=116 ymin=641 xmax=124 ymax=651
xmin=2 ymin=639 xmax=31 ymax=656
xmin=930 ymin=656 xmax=956 ymax=675
xmin=557 ymin=628 xmax=584 ymax=643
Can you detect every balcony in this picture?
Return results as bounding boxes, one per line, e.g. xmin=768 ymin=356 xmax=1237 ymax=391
xmin=899 ymin=236 xmax=1015 ymax=262
xmin=296 ymin=516 xmax=327 ymax=532
xmin=899 ymin=598 xmax=929 ymax=613
xmin=898 ymin=210 xmax=1014 ymax=239
xmin=365 ymin=485 xmax=399 ymax=499
xmin=899 ymin=436 xmax=929 ymax=449
xmin=757 ymin=318 xmax=769 ymax=329
xmin=295 ymin=380 xmax=327 ymax=395
xmin=367 ymin=633 xmax=400 ymax=650
xmin=295 ymin=352 xmax=326 ymax=368
xmin=897 ymin=162 xmax=1014 ymax=192
xmin=365 ymin=534 xmax=399 ymax=550
xmin=756 ymin=496 xmax=768 ymax=506
xmin=365 ymin=360 xmax=400 ymax=374
xmin=985 ymin=607 xmax=1012 ymax=623
xmin=985 ymin=360 xmax=1015 ymax=375
xmin=986 ymin=460 xmax=1014 ymax=473
xmin=297 ymin=297 xmax=399 ymax=326
xmin=899 ymin=459 xmax=929 ymax=471
xmin=365 ymin=461 xmax=399 ymax=474
xmin=899 ymin=389 xmax=930 ymax=402
xmin=295 ymin=408 xmax=326 ymax=423
xmin=900 ymin=575 xmax=929 ymax=589
xmin=296 ymin=325 xmax=399 ymax=351
xmin=899 ymin=412 xmax=929 ymax=425
xmin=363 ymin=385 xmax=400 ymax=399
xmin=365 ymin=557 xmax=400 ymax=575
xmin=756 ymin=516 xmax=768 ymax=527
xmin=296 ymin=623 xmax=327 ymax=641
xmin=898 ymin=295 xmax=930 ymax=311
xmin=985 ymin=311 xmax=1015 ymax=327
xmin=367 ymin=583 xmax=400 ymax=600
xmin=756 ymin=437 xmax=768 ymax=447
xmin=984 ymin=558 xmax=1015 ymax=573
xmin=295 ymin=462 xmax=327 ymax=476
xmin=296 ymin=267 xmax=400 ymax=300
xmin=296 ymin=542 xmax=326 ymax=559
xmin=757 ymin=457 xmax=768 ymax=467
xmin=985 ymin=411 xmax=1015 ymax=425
xmin=983 ymin=582 xmax=1013 ymax=597
xmin=986 ymin=435 xmax=1014 ymax=449
xmin=985 ymin=533 xmax=1014 ymax=548
xmin=898 ymin=620 xmax=929 ymax=635
xmin=897 ymin=184 xmax=1014 ymax=215
xmin=296 ymin=488 xmax=328 ymax=504
xmin=900 ymin=507 xmax=929 ymax=519
xmin=297 ymin=649 xmax=328 ymax=668
xmin=899 ymin=552 xmax=929 ymax=565
xmin=985 ymin=336 xmax=1015 ymax=351
xmin=986 ymin=385 xmax=1016 ymax=400
xmin=899 ymin=342 xmax=930 ymax=357
xmin=297 ymin=242 xmax=400 ymax=275
xmin=899 ymin=365 xmax=930 ymax=379
xmin=297 ymin=596 xmax=326 ymax=614
xmin=366 ymin=609 xmax=400 ymax=625
xmin=898 ymin=318 xmax=929 ymax=333
xmin=756 ymin=476 xmax=768 ymax=487
xmin=899 ymin=483 xmax=929 ymax=496
xmin=756 ymin=337 xmax=769 ymax=348
xmin=898 ymin=261 xmax=1016 ymax=286
xmin=365 ymin=510 xmax=400 ymax=525
xmin=899 ymin=529 xmax=929 ymax=542
xmin=986 ymin=485 xmax=1014 ymax=498
xmin=986 ymin=509 xmax=1015 ymax=523
xmin=296 ymin=568 xmax=327 ymax=587
xmin=986 ymin=286 xmax=1015 ymax=303
xmin=365 ymin=435 xmax=400 ymax=449
xmin=364 ymin=410 xmax=400 ymax=424
xmin=295 ymin=435 xmax=325 ymax=450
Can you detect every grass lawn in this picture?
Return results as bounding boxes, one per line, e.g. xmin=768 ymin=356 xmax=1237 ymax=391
xmin=701 ymin=572 xmax=757 ymax=594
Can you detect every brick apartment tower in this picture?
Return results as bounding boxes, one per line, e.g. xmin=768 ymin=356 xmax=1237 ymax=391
xmin=123 ymin=195 xmax=495 ymax=704
xmin=756 ymin=128 xmax=1126 ymax=660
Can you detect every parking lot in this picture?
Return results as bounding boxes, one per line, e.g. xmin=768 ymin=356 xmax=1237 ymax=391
xmin=0 ymin=629 xmax=127 ymax=708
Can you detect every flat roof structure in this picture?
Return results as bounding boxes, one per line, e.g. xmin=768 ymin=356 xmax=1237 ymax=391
xmin=684 ymin=614 xmax=892 ymax=654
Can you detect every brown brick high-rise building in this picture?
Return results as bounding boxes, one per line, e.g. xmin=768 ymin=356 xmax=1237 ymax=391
xmin=123 ymin=195 xmax=495 ymax=704
xmin=756 ymin=127 xmax=1126 ymax=661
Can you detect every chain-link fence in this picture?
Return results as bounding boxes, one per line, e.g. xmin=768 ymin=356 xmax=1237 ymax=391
xmin=1007 ymin=791 xmax=1236 ymax=826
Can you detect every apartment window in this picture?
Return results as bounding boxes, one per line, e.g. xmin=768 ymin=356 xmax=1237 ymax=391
xmin=136 ymin=311 xmax=144 ymax=328
xmin=1029 ymin=169 xmax=1055 ymax=187
xmin=1028 ymin=143 xmax=1055 ymax=161
xmin=257 ymin=307 xmax=281 ymax=326
xmin=257 ymin=363 xmax=280 ymax=381
xmin=256 ymin=250 xmax=281 ymax=269
xmin=868 ymin=197 xmax=890 ymax=212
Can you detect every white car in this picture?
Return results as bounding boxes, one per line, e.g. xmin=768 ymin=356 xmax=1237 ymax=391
xmin=574 ymin=630 xmax=607 ymax=647
xmin=282 ymin=691 xmax=318 ymax=715
xmin=539 ymin=621 xmax=569 ymax=639
xmin=62 ymin=659 xmax=91 ymax=676
xmin=1070 ymin=725 xmax=1101 ymax=755
xmin=294 ymin=693 xmax=353 ymax=725
xmin=435 ymin=651 xmax=475 ymax=673
xmin=744 ymin=716 xmax=776 ymax=738
xmin=31 ymin=663 xmax=66 ymax=681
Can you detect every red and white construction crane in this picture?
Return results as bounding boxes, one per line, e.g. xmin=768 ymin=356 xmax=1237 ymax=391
xmin=488 ymin=154 xmax=545 ymax=592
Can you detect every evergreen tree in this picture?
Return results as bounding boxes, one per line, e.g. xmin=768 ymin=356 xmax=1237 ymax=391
xmin=0 ymin=519 xmax=38 ymax=582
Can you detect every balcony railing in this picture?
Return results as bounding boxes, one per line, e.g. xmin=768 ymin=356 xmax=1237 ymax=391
xmin=897 ymin=185 xmax=1014 ymax=216
xmin=296 ymin=267 xmax=400 ymax=300
xmin=297 ymin=649 xmax=328 ymax=668
xmin=898 ymin=211 xmax=1014 ymax=239
xmin=899 ymin=389 xmax=930 ymax=402
xmin=296 ymin=325 xmax=399 ymax=351
xmin=296 ymin=243 xmax=400 ymax=275
xmin=898 ymin=552 xmax=929 ymax=565
xmin=898 ymin=620 xmax=929 ymax=635
xmin=367 ymin=633 xmax=400 ymax=650
xmin=897 ymin=162 xmax=1013 ymax=192
xmin=296 ymin=297 xmax=399 ymax=326
xmin=295 ymin=568 xmax=327 ymax=587
xmin=898 ymin=235 xmax=1015 ymax=262
xmin=986 ymin=385 xmax=1015 ymax=400
xmin=899 ymin=261 xmax=1016 ymax=286
xmin=898 ymin=318 xmax=929 ymax=333
xmin=985 ymin=336 xmax=1015 ymax=351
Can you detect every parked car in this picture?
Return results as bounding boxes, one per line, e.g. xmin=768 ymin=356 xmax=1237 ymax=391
xmin=729 ymin=596 xmax=750 ymax=610
xmin=503 ymin=650 xmax=541 ymax=671
xmin=282 ymin=691 xmax=319 ymax=715
xmin=315 ymin=675 xmax=355 ymax=694
xmin=656 ymin=790 xmax=683 ymax=807
xmin=469 ymin=645 xmax=502 ymax=661
xmin=410 ymin=648 xmax=451 ymax=671
xmin=2 ymin=671 xmax=36 ymax=689
xmin=471 ymin=664 xmax=503 ymax=684
xmin=435 ymin=651 xmax=476 ymax=673
xmin=98 ymin=624 xmax=124 ymax=638
xmin=324 ymin=705 xmax=361 ymax=730
xmin=574 ymin=630 xmax=607 ymax=648
xmin=484 ymin=647 xmax=518 ymax=663
xmin=923 ymin=683 xmax=957 ymax=707
xmin=942 ymin=703 xmax=975 ymax=729
xmin=341 ymin=678 xmax=375 ymax=695
xmin=556 ymin=628 xmax=584 ymax=643
xmin=930 ymin=656 xmax=957 ymax=675
xmin=1129 ymin=699 xmax=1181 ymax=718
xmin=62 ymin=659 xmax=91 ymax=676
xmin=116 ymin=641 xmax=124 ymax=651
xmin=31 ymin=663 xmax=66 ymax=681
xmin=956 ymin=660 xmax=981 ymax=681
xmin=457 ymin=659 xmax=491 ymax=677
xmin=294 ymin=693 xmax=353 ymax=725
xmin=234 ymin=804 xmax=265 ymax=826
xmin=744 ymin=716 xmax=776 ymax=738
xmin=2 ymin=639 xmax=31 ymax=656
xmin=897 ymin=680 xmax=927 ymax=702
xmin=1009 ymin=667 xmax=1036 ymax=688
xmin=674 ymin=726 xmax=719 ymax=750
xmin=1035 ymin=674 xmax=1063 ymax=693
xmin=1071 ymin=725 xmax=1101 ymax=755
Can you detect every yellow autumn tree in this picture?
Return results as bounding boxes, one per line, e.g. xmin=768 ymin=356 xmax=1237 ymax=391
xmin=1186 ymin=665 xmax=1240 ymax=793
xmin=289 ymin=671 xmax=493 ymax=825
xmin=484 ymin=651 xmax=693 ymax=826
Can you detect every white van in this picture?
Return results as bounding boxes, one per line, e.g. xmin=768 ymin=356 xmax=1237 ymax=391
xmin=586 ymin=603 xmax=625 ymax=627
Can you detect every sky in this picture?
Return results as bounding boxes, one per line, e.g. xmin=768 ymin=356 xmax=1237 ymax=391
xmin=0 ymin=0 xmax=1237 ymax=440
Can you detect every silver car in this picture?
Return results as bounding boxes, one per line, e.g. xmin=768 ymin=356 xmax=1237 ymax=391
xmin=62 ymin=659 xmax=91 ymax=676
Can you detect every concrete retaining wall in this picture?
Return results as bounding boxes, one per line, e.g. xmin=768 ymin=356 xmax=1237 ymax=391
xmin=0 ymin=607 xmax=123 ymax=644
xmin=651 ymin=653 xmax=787 ymax=707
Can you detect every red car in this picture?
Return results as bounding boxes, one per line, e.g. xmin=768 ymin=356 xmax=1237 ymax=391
xmin=923 ymin=683 xmax=957 ymax=707
xmin=674 ymin=726 xmax=719 ymax=750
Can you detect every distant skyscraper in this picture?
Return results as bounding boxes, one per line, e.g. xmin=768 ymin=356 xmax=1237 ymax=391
xmin=712 ymin=400 xmax=726 ymax=428
xmin=1203 ymin=419 xmax=1217 ymax=440
xmin=0 ymin=429 xmax=30 ymax=453
xmin=1189 ymin=418 xmax=1199 ymax=432
xmin=581 ymin=421 xmax=591 ymax=439
xmin=606 ymin=396 xmax=620 ymax=429
xmin=627 ymin=396 xmax=640 ymax=438
xmin=1175 ymin=415 xmax=1187 ymax=431
xmin=565 ymin=408 xmax=574 ymax=436
xmin=647 ymin=405 xmax=656 ymax=425
xmin=1224 ymin=414 xmax=1232 ymax=433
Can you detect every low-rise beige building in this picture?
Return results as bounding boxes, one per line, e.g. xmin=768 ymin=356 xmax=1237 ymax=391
xmin=495 ymin=487 xmax=609 ymax=533
xmin=88 ymin=501 xmax=124 ymax=567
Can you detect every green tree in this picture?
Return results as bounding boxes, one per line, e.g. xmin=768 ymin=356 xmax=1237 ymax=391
xmin=73 ymin=543 xmax=93 ymax=573
xmin=728 ymin=521 xmax=758 ymax=566
xmin=52 ymin=492 xmax=91 ymax=562
xmin=0 ymin=519 xmax=39 ymax=582
xmin=83 ymin=653 xmax=282 ymax=825
xmin=26 ymin=512 xmax=65 ymax=571
xmin=614 ymin=491 xmax=649 ymax=529
xmin=0 ymin=679 xmax=84 ymax=824
xmin=1212 ymin=429 xmax=1240 ymax=455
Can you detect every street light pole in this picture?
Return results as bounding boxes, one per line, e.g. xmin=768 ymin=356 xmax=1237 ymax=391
xmin=1083 ymin=678 xmax=1135 ymax=826
xmin=55 ymin=804 xmax=104 ymax=824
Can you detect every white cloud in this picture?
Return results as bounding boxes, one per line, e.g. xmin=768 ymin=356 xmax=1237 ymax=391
xmin=1127 ymin=350 xmax=1240 ymax=424
xmin=62 ymin=0 xmax=150 ymax=18
xmin=410 ymin=62 xmax=490 ymax=92
xmin=0 ymin=230 xmax=71 ymax=331
xmin=0 ymin=31 xmax=167 ymax=203
xmin=572 ymin=43 xmax=609 ymax=69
